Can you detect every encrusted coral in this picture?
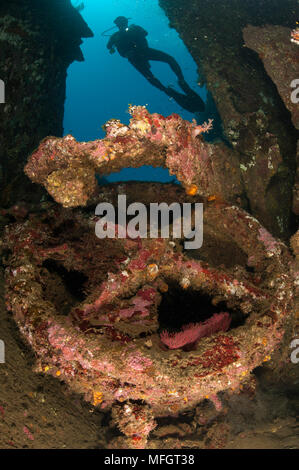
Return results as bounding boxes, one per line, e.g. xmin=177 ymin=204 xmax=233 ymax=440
xmin=25 ymin=106 xmax=243 ymax=207
xmin=2 ymin=0 xmax=299 ymax=449
xmin=291 ymin=27 xmax=299 ymax=46
xmin=111 ymin=401 xmax=157 ymax=449
xmin=160 ymin=313 xmax=231 ymax=349
xmin=4 ymin=177 xmax=296 ymax=447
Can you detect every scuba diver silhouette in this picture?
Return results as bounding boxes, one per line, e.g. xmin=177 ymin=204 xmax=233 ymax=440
xmin=106 ymin=16 xmax=205 ymax=113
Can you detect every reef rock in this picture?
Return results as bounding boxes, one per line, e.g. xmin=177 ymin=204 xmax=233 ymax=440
xmin=243 ymin=25 xmax=299 ymax=130
xmin=5 ymin=140 xmax=297 ymax=448
xmin=25 ymin=106 xmax=243 ymax=207
xmin=0 ymin=0 xmax=93 ymax=206
xmin=159 ymin=0 xmax=299 ymax=238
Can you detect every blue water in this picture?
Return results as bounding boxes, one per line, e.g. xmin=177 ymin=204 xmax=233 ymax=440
xmin=64 ymin=0 xmax=207 ymax=183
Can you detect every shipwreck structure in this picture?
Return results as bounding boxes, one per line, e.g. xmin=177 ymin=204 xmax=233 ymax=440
xmin=2 ymin=0 xmax=299 ymax=449
xmin=5 ymin=107 xmax=298 ymax=447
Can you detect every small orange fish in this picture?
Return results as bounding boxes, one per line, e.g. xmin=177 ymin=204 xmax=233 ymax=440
xmin=186 ymin=184 xmax=198 ymax=196
xmin=207 ymin=193 xmax=227 ymax=206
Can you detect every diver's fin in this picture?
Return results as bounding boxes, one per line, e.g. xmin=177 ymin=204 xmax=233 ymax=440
xmin=166 ymin=87 xmax=205 ymax=113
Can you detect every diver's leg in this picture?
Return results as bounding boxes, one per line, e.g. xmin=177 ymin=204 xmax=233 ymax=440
xmin=128 ymin=57 xmax=170 ymax=93
xmin=145 ymin=49 xmax=205 ymax=111
xmin=146 ymin=48 xmax=185 ymax=82
xmin=145 ymin=48 xmax=203 ymax=99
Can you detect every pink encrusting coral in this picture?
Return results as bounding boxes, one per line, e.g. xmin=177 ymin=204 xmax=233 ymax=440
xmin=4 ymin=188 xmax=296 ymax=449
xmin=4 ymin=198 xmax=294 ymax=424
xmin=6 ymin=102 xmax=298 ymax=448
xmin=258 ymin=227 xmax=281 ymax=256
xmin=24 ymin=106 xmax=243 ymax=207
xmin=160 ymin=312 xmax=231 ymax=349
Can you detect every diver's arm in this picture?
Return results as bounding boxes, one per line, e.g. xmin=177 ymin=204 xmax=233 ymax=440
xmin=107 ymin=34 xmax=116 ymax=53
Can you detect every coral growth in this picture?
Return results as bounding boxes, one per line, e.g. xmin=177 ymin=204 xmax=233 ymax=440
xmin=25 ymin=106 xmax=243 ymax=207
xmin=4 ymin=182 xmax=296 ymax=447
xmin=111 ymin=402 xmax=157 ymax=449
xmin=291 ymin=27 xmax=299 ymax=45
xmin=160 ymin=313 xmax=231 ymax=349
xmin=3 ymin=0 xmax=299 ymax=449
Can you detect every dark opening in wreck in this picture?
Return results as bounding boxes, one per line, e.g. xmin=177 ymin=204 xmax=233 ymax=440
xmin=158 ymin=282 xmax=246 ymax=340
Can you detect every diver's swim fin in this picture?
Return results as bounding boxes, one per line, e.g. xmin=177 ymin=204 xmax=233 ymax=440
xmin=166 ymin=86 xmax=205 ymax=113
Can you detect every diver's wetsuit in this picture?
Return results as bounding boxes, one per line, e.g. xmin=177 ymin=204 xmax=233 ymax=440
xmin=107 ymin=24 xmax=205 ymax=113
